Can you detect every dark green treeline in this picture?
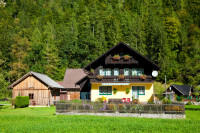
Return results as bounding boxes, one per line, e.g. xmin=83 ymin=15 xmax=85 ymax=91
xmin=0 ymin=0 xmax=200 ymax=98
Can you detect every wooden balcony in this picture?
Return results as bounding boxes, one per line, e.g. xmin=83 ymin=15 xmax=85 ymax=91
xmin=89 ymin=75 xmax=153 ymax=83
xmin=105 ymin=55 xmax=138 ymax=65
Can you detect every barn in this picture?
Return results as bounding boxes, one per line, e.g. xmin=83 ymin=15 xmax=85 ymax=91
xmin=8 ymin=71 xmax=64 ymax=106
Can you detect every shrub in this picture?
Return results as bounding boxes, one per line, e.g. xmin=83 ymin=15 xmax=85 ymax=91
xmin=125 ymin=88 xmax=130 ymax=94
xmin=148 ymin=95 xmax=155 ymax=104
xmin=14 ymin=96 xmax=29 ymax=108
xmin=113 ymin=88 xmax=117 ymax=94
xmin=176 ymin=95 xmax=184 ymax=101
xmin=162 ymin=98 xmax=172 ymax=104
xmin=186 ymin=101 xmax=192 ymax=105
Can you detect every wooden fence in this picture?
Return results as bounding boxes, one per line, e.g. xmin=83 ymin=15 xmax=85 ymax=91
xmin=56 ymin=103 xmax=185 ymax=114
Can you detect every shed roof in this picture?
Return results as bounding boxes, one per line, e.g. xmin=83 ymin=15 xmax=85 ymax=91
xmin=169 ymin=84 xmax=192 ymax=96
xmin=8 ymin=71 xmax=64 ymax=89
xmin=62 ymin=69 xmax=87 ymax=88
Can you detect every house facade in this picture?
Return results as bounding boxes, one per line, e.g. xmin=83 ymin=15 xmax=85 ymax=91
xmin=76 ymin=42 xmax=160 ymax=103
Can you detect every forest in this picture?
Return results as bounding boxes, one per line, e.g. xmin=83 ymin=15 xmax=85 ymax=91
xmin=0 ymin=0 xmax=200 ymax=98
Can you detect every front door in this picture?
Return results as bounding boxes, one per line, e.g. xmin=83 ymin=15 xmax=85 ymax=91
xmin=132 ymin=86 xmax=139 ymax=99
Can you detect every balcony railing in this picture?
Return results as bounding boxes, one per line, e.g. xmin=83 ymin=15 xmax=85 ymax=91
xmin=89 ymin=75 xmax=153 ymax=83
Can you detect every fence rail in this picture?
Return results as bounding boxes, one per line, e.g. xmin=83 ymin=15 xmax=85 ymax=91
xmin=56 ymin=103 xmax=185 ymax=114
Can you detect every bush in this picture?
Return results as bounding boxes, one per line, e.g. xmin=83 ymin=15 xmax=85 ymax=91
xmin=186 ymin=101 xmax=192 ymax=105
xmin=148 ymin=95 xmax=154 ymax=104
xmin=176 ymin=96 xmax=184 ymax=101
xmin=14 ymin=96 xmax=29 ymax=108
xmin=162 ymin=98 xmax=172 ymax=104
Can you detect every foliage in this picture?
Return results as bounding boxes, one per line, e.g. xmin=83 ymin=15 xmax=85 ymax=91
xmin=176 ymin=96 xmax=185 ymax=101
xmin=100 ymin=96 xmax=107 ymax=103
xmin=148 ymin=95 xmax=155 ymax=104
xmin=90 ymin=69 xmax=94 ymax=74
xmin=118 ymin=75 xmax=125 ymax=80
xmin=125 ymin=88 xmax=130 ymax=94
xmin=162 ymin=98 xmax=172 ymax=104
xmin=113 ymin=88 xmax=117 ymax=94
xmin=140 ymin=74 xmax=147 ymax=80
xmin=14 ymin=96 xmax=29 ymax=108
xmin=186 ymin=101 xmax=192 ymax=105
xmin=113 ymin=54 xmax=120 ymax=60
xmin=1 ymin=0 xmax=200 ymax=96
xmin=96 ymin=75 xmax=103 ymax=80
xmin=123 ymin=55 xmax=130 ymax=60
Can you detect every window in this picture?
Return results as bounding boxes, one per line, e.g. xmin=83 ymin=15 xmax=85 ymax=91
xmin=132 ymin=69 xmax=137 ymax=75
xmin=132 ymin=68 xmax=144 ymax=76
xmin=124 ymin=68 xmax=130 ymax=76
xmin=29 ymin=93 xmax=34 ymax=99
xmin=137 ymin=68 xmax=144 ymax=76
xmin=105 ymin=68 xmax=111 ymax=76
xmin=99 ymin=86 xmax=112 ymax=95
xmin=138 ymin=86 xmax=145 ymax=95
xmin=114 ymin=68 xmax=119 ymax=76
xmin=99 ymin=67 xmax=105 ymax=76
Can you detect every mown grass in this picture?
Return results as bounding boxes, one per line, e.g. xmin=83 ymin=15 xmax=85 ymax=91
xmin=0 ymin=100 xmax=10 ymax=104
xmin=0 ymin=105 xmax=200 ymax=133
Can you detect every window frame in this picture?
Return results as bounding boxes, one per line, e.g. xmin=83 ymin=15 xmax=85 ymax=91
xmin=99 ymin=86 xmax=112 ymax=95
xmin=124 ymin=68 xmax=130 ymax=76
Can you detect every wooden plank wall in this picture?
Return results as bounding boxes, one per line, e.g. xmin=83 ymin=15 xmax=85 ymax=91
xmin=13 ymin=76 xmax=59 ymax=106
xmin=67 ymin=91 xmax=80 ymax=100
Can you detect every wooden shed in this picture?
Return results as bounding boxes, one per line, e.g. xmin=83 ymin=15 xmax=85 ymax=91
xmin=8 ymin=71 xmax=64 ymax=106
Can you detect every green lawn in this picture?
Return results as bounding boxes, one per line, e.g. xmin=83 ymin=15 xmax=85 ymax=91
xmin=0 ymin=105 xmax=200 ymax=133
xmin=0 ymin=100 xmax=10 ymax=104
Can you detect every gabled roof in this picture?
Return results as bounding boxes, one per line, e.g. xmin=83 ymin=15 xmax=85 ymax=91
xmin=169 ymin=84 xmax=192 ymax=96
xmin=83 ymin=41 xmax=160 ymax=70
xmin=62 ymin=69 xmax=87 ymax=88
xmin=8 ymin=71 xmax=64 ymax=89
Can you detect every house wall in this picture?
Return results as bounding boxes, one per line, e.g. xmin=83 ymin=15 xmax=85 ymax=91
xmin=67 ymin=91 xmax=80 ymax=100
xmin=91 ymin=83 xmax=153 ymax=102
xmin=12 ymin=76 xmax=59 ymax=106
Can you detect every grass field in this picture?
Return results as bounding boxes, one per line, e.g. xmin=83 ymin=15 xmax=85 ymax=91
xmin=0 ymin=100 xmax=10 ymax=104
xmin=0 ymin=105 xmax=200 ymax=133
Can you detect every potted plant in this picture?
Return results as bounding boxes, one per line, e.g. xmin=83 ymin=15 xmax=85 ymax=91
xmin=96 ymin=75 xmax=104 ymax=80
xmin=126 ymin=88 xmax=130 ymax=94
xmin=123 ymin=55 xmax=130 ymax=60
xmin=118 ymin=75 xmax=125 ymax=80
xmin=113 ymin=88 xmax=117 ymax=94
xmin=140 ymin=74 xmax=147 ymax=80
xmin=113 ymin=54 xmax=120 ymax=60
xmin=90 ymin=69 xmax=94 ymax=75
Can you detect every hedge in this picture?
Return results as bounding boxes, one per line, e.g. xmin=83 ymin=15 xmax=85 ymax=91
xmin=14 ymin=96 xmax=29 ymax=108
